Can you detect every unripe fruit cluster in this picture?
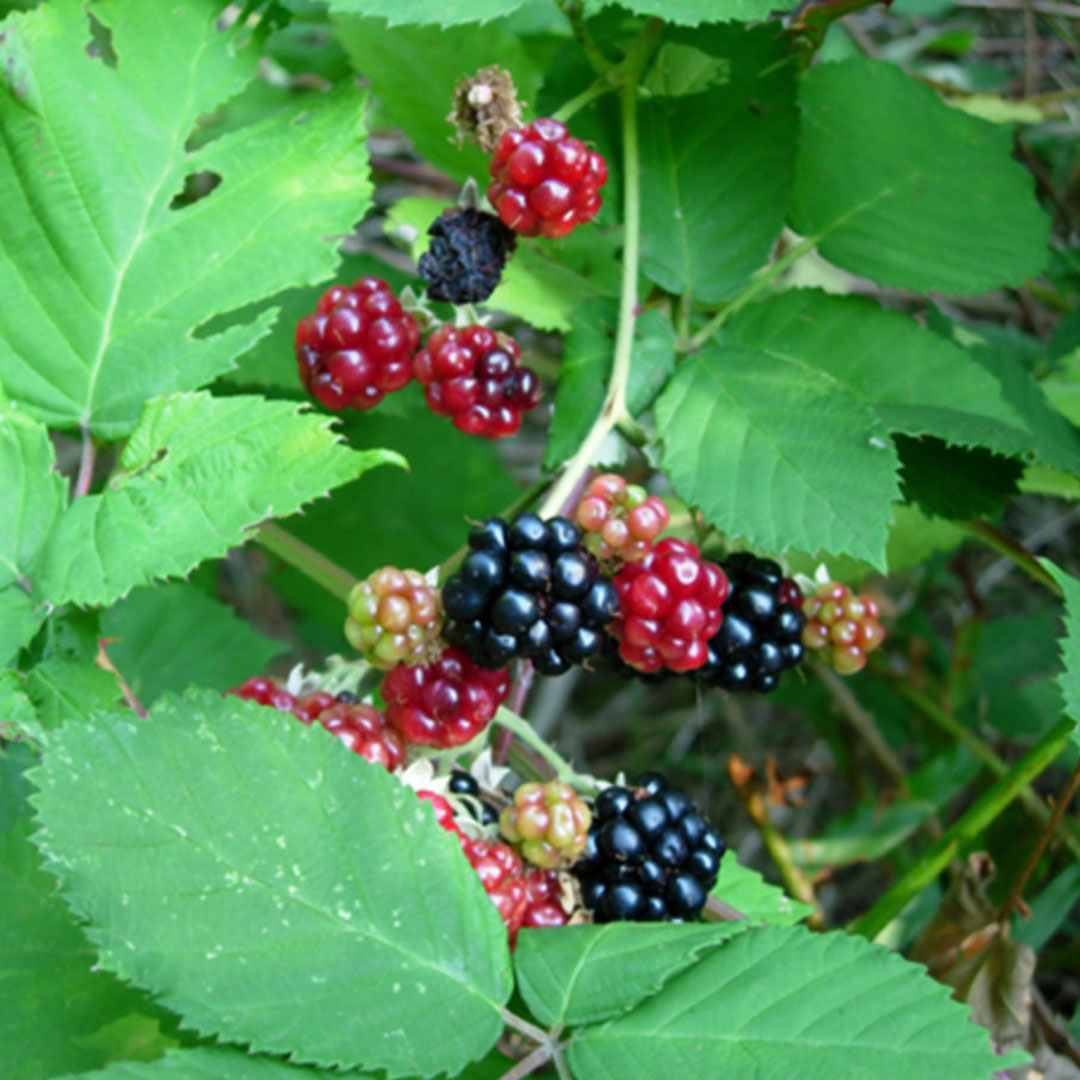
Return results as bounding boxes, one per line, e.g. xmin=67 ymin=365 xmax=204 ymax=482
xmin=610 ymin=538 xmax=729 ymax=674
xmin=802 ymin=582 xmax=886 ymax=674
xmin=413 ymin=324 xmax=543 ymax=439
xmin=499 ymin=780 xmax=592 ymax=869
xmin=295 ymin=278 xmax=420 ymax=411
xmin=576 ymin=473 xmax=670 ymax=565
xmin=487 ymin=117 xmax=608 ymax=239
xmin=345 ymin=566 xmax=443 ymax=670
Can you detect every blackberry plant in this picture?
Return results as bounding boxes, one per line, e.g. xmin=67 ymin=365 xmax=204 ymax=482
xmin=2 ymin=1 xmax=1078 ymax=1080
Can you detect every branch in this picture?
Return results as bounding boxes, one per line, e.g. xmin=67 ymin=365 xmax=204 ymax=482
xmin=254 ymin=522 xmax=358 ymax=602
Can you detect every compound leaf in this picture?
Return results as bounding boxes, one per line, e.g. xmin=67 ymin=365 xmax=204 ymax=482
xmin=36 ymin=392 xmax=402 ymax=607
xmin=791 ymin=58 xmax=1048 ymax=295
xmin=1046 ymin=563 xmax=1080 ymax=749
xmin=515 ymin=922 xmax=741 ymax=1028
xmin=568 ymin=924 xmax=1015 ymax=1080
xmin=56 ymin=1046 xmax=365 ymax=1079
xmin=31 ymin=689 xmax=511 ymax=1077
xmin=0 ymin=0 xmax=371 ymax=437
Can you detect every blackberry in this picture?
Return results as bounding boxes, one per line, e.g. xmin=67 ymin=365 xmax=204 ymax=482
xmin=802 ymin=581 xmax=885 ymax=675
xmin=418 ymin=207 xmax=517 ymax=304
xmin=696 ymin=553 xmax=806 ymax=694
xmin=573 ymin=773 xmax=723 ymax=923
xmin=449 ymin=768 xmax=499 ymax=826
xmin=441 ymin=513 xmax=619 ymax=676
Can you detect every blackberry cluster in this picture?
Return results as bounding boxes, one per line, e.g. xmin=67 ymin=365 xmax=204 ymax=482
xmin=442 ymin=514 xmax=619 ymax=677
xmin=574 ymin=773 xmax=723 ymax=923
xmin=696 ymin=553 xmax=806 ymax=694
xmin=418 ymin=207 xmax=517 ymax=304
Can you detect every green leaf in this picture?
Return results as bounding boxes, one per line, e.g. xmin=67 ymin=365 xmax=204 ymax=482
xmin=0 ymin=740 xmax=36 ymax=832
xmin=791 ymin=58 xmax=1048 ymax=295
xmin=1011 ymin=861 xmax=1080 ymax=951
xmin=331 ymin=16 xmax=542 ymax=181
xmin=36 ymin=392 xmax=403 ymax=607
xmin=0 ymin=402 xmax=66 ymax=663
xmin=26 ymin=658 xmax=122 ymax=731
xmin=327 ymin=0 xmax=524 ymax=27
xmin=1 ymin=817 xmax=155 ymax=1080
xmin=100 ymin=583 xmax=285 ymax=705
xmin=1046 ymin=563 xmax=1080 ymax=748
xmin=885 ymin=505 xmax=966 ymax=573
xmin=611 ymin=0 xmax=783 ymax=24
xmin=567 ymin=924 xmax=1014 ymax=1080
xmin=711 ymin=851 xmax=814 ymax=925
xmin=723 ymin=290 xmax=1041 ymax=461
xmin=897 ymin=437 xmax=1022 ymax=521
xmin=639 ymin=25 xmax=797 ymax=304
xmin=545 ymin=301 xmax=675 ymax=470
xmin=0 ymin=0 xmax=372 ymax=437
xmin=31 ymin=689 xmax=511 ymax=1076
xmin=515 ymin=922 xmax=741 ymax=1028
xmin=57 ymin=1046 xmax=360 ymax=1079
xmin=655 ymin=341 xmax=900 ymax=567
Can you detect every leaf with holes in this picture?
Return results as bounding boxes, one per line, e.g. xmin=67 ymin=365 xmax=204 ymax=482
xmin=30 ymin=688 xmax=512 ymax=1077
xmin=35 ymin=392 xmax=403 ymax=607
xmin=515 ymin=923 xmax=741 ymax=1028
xmin=655 ymin=341 xmax=900 ymax=567
xmin=567 ymin=925 xmax=1019 ymax=1079
xmin=0 ymin=0 xmax=371 ymax=438
xmin=0 ymin=402 xmax=66 ymax=665
xmin=791 ymin=59 xmax=1048 ymax=294
xmin=639 ymin=25 xmax=797 ymax=303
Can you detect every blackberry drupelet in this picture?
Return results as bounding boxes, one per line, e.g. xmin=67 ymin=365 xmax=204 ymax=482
xmin=441 ymin=513 xmax=619 ymax=676
xmin=418 ymin=207 xmax=517 ymax=304
xmin=696 ymin=553 xmax=806 ymax=694
xmin=573 ymin=773 xmax=724 ymax=923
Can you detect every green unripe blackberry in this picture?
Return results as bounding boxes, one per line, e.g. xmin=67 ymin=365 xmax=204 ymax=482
xmin=345 ymin=566 xmax=443 ymax=669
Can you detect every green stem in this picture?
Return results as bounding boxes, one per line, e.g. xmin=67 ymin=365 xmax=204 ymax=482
xmin=849 ymin=716 xmax=1076 ymax=940
xmin=555 ymin=0 xmax=613 ymax=77
xmin=493 ymin=707 xmax=597 ymax=793
xmin=961 ymin=519 xmax=1064 ymax=598
xmin=552 ymin=78 xmax=613 ymax=123
xmin=255 ymin=522 xmax=357 ymax=602
xmin=685 ymin=233 xmax=820 ymax=352
xmin=880 ymin=669 xmax=1080 ymax=858
xmin=538 ymin=36 xmax=651 ymax=519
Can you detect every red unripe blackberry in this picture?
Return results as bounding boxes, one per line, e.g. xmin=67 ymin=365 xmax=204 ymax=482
xmin=413 ymin=324 xmax=542 ymax=439
xmin=802 ymin=582 xmax=885 ymax=675
xmin=609 ymin=538 xmax=729 ymax=674
xmin=487 ymin=118 xmax=608 ymax=239
xmin=316 ymin=702 xmax=405 ymax=770
xmin=499 ymin=780 xmax=592 ymax=869
xmin=345 ymin=566 xmax=444 ymax=669
xmin=576 ymin=473 xmax=670 ymax=567
xmin=417 ymin=789 xmax=467 ymax=846
xmin=295 ymin=277 xmax=420 ymax=411
xmin=226 ymin=677 xmax=301 ymax=718
xmin=382 ymin=646 xmax=510 ymax=748
xmin=465 ymin=837 xmax=529 ymax=944
xmin=521 ymin=868 xmax=571 ymax=929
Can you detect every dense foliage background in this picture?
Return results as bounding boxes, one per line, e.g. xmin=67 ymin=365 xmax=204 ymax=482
xmin=2 ymin=0 xmax=1080 ymax=1077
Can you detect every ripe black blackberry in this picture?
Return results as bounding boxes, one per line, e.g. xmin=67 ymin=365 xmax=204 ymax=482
xmin=418 ymin=207 xmax=517 ymax=305
xmin=441 ymin=513 xmax=619 ymax=677
xmin=696 ymin=553 xmax=806 ymax=694
xmin=448 ymin=768 xmax=499 ymax=826
xmin=573 ymin=773 xmax=723 ymax=923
